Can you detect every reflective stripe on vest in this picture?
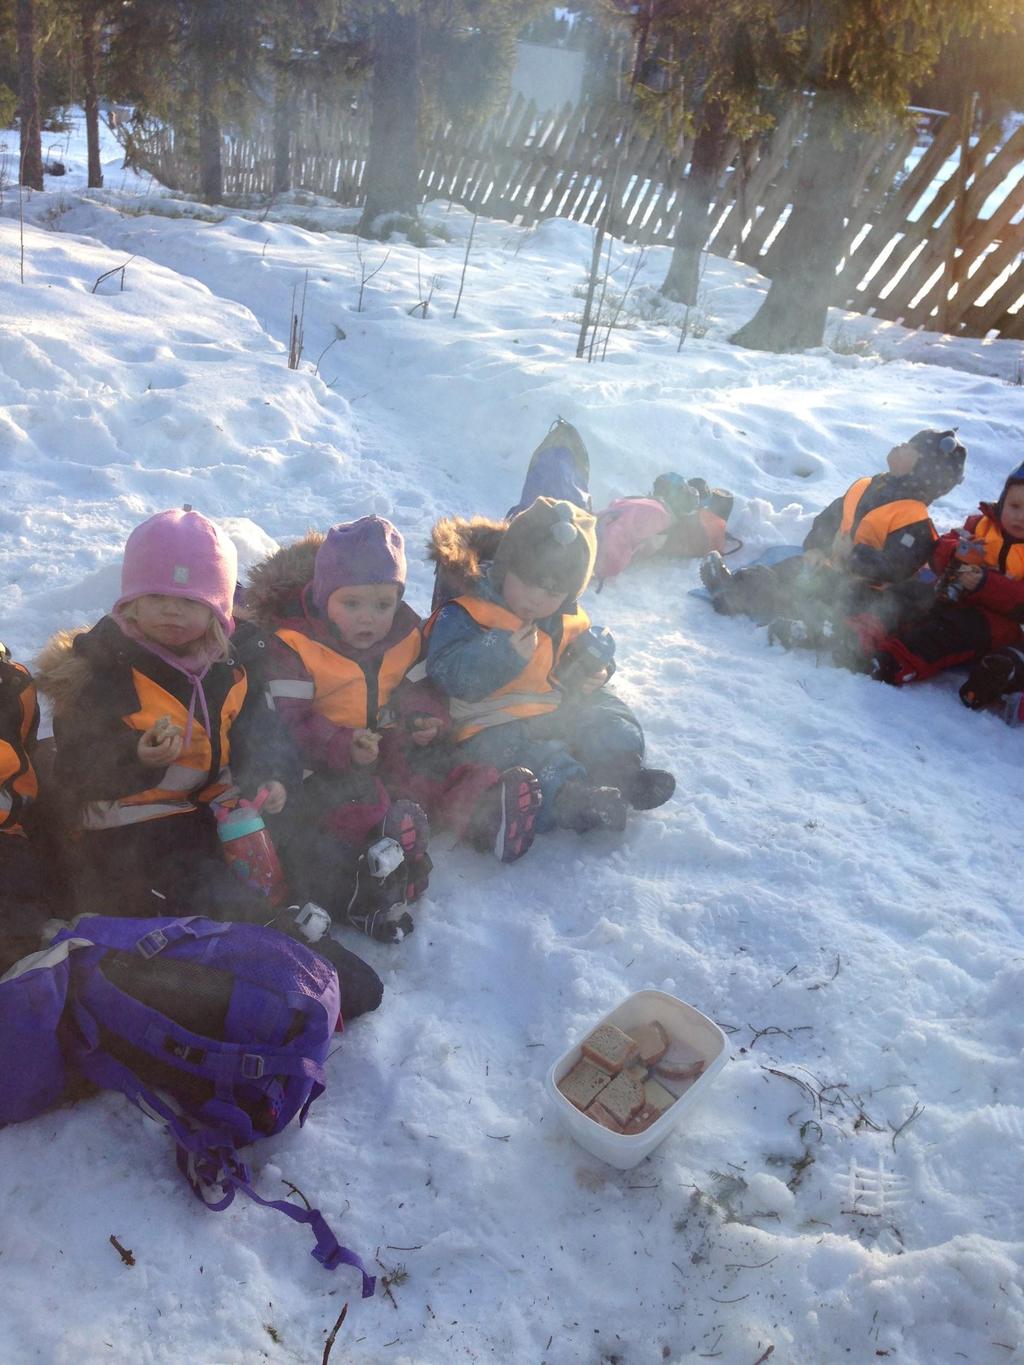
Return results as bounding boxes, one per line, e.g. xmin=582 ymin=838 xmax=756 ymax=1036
xmin=0 ymin=667 xmax=38 ymax=834
xmin=79 ymin=668 xmax=245 ymax=830
xmin=960 ymin=516 xmax=1024 ymax=579
xmin=447 ymin=596 xmax=590 ymax=741
xmin=837 ymin=478 xmax=934 ymax=555
xmin=273 ymin=626 xmax=421 ymax=729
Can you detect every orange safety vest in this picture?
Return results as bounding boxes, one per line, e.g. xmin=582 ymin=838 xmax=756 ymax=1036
xmin=272 ymin=625 xmax=421 ymax=730
xmin=80 ymin=668 xmax=245 ymax=831
xmin=837 ymin=478 xmax=934 ymax=556
xmin=959 ymin=515 xmax=1024 ymax=578
xmin=444 ymin=596 xmax=590 ymax=742
xmin=0 ymin=663 xmax=38 ymax=835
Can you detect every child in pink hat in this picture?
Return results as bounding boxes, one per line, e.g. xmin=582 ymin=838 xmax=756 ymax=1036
xmin=37 ymin=507 xmax=278 ymax=898
xmin=35 ymin=508 xmax=385 ymax=1020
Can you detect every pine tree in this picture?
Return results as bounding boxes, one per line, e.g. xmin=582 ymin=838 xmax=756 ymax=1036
xmin=105 ymin=0 xmax=267 ymax=202
xmin=79 ymin=0 xmax=102 ymax=188
xmin=16 ymin=0 xmax=43 ymax=188
xmin=730 ymin=0 xmax=1018 ymax=353
xmin=346 ymin=0 xmax=547 ymax=237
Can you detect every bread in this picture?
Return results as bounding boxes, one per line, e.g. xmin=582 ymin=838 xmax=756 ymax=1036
xmin=642 ymin=1078 xmax=677 ymax=1114
xmin=580 ymin=1024 xmax=638 ymax=1076
xmin=597 ymin=1068 xmax=645 ymax=1126
xmin=586 ymin=1101 xmax=625 ymax=1132
xmin=623 ymin=1104 xmax=660 ymax=1135
xmin=558 ymin=1060 xmax=612 ymax=1111
xmin=629 ymin=1020 xmax=669 ymax=1066
xmin=653 ymin=1042 xmax=706 ymax=1083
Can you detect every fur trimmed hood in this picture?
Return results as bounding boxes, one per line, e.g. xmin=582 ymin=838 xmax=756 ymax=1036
xmin=241 ymin=532 xmax=324 ymax=628
xmin=428 ymin=516 xmax=508 ymax=594
xmin=33 ymin=628 xmax=91 ymax=718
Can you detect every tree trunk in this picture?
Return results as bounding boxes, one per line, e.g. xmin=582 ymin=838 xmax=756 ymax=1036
xmin=272 ymin=60 xmax=292 ymax=196
xmin=196 ymin=55 xmax=223 ymax=202
xmin=660 ymin=102 xmax=731 ymax=306
xmin=731 ymin=92 xmax=866 ymax=353
xmin=16 ymin=0 xmax=43 ymax=191
xmin=82 ymin=1 xmax=103 ymax=189
xmin=358 ymin=5 xmax=421 ymax=236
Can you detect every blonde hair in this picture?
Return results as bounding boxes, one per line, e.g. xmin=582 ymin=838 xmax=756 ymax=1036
xmin=118 ymin=597 xmax=230 ymax=663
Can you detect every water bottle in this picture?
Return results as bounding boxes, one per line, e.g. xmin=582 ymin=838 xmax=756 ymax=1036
xmin=554 ymin=626 xmax=617 ymax=692
xmin=216 ymin=790 xmax=289 ymax=909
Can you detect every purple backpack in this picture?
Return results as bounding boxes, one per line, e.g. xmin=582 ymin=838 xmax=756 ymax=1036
xmin=39 ymin=914 xmax=373 ymax=1295
xmin=0 ymin=936 xmax=85 ymax=1123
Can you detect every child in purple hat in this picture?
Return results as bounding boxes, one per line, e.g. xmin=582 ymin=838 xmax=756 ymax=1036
xmin=241 ymin=516 xmax=543 ymax=942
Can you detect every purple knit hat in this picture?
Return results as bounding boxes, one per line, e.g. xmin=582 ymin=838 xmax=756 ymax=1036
xmin=312 ymin=516 xmax=406 ymax=613
xmin=113 ymin=508 xmax=238 ymax=635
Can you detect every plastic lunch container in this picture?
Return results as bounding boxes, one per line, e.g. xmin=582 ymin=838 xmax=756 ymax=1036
xmin=545 ymin=989 xmax=728 ymax=1170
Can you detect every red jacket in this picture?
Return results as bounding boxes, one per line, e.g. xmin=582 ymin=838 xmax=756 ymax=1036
xmin=932 ymin=505 xmax=1024 ymax=633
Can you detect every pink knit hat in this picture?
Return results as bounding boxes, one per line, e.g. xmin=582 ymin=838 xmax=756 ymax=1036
xmin=113 ymin=508 xmax=238 ymax=635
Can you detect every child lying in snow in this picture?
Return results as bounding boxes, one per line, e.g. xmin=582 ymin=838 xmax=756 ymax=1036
xmin=425 ymin=496 xmax=675 ymax=835
xmin=871 ymin=460 xmax=1024 ymax=701
xmin=698 ymin=428 xmax=968 ymax=667
xmin=499 ymin=417 xmax=735 ymax=591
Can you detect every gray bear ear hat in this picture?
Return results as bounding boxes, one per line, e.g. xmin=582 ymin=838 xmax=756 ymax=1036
xmin=491 ymin=497 xmax=598 ymax=602
xmin=904 ymin=428 xmax=967 ymax=501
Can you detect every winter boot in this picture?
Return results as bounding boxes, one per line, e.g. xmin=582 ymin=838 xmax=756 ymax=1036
xmin=466 ymin=767 xmax=542 ymax=863
xmin=869 ymin=650 xmax=905 ymax=686
xmin=767 ymin=616 xmax=831 ymax=650
xmin=382 ymin=799 xmax=432 ymax=903
xmin=699 ymin=552 xmax=736 ymax=613
xmin=960 ymin=649 xmax=1023 ymax=710
xmin=590 ymin=754 xmax=675 ymax=811
xmin=341 ymin=838 xmax=415 ymax=944
xmin=552 ymin=780 xmax=628 ymax=834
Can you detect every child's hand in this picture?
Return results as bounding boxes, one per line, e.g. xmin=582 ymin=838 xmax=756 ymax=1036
xmin=509 ymin=622 xmax=539 ymax=661
xmin=351 ymin=728 xmax=381 ymax=766
xmin=410 ymin=715 xmax=442 ymax=747
xmin=580 ymin=666 xmax=612 ymax=694
xmin=259 ymin=781 xmax=287 ymax=815
xmin=830 ymin=532 xmax=854 ymax=566
xmin=956 ymin=564 xmax=984 ymax=592
xmin=138 ymin=717 xmax=183 ymax=768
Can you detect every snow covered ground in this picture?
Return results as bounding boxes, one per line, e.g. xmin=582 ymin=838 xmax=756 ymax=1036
xmin=0 ymin=116 xmax=1022 ymax=1365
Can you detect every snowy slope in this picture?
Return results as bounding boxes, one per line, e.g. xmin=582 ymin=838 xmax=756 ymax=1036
xmin=0 ymin=117 xmax=1021 ymax=1365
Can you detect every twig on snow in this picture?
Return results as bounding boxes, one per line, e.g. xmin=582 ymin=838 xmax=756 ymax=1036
xmin=321 ymin=1302 xmax=348 ymax=1365
xmin=889 ymin=1101 xmax=924 ymax=1151
xmin=109 ymin=1234 xmax=135 ymax=1266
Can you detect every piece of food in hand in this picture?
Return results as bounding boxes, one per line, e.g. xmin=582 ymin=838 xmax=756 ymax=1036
xmin=558 ymin=1060 xmax=612 ymax=1111
xmin=585 ymin=1100 xmax=625 ymax=1133
xmin=628 ymin=1020 xmax=670 ymax=1066
xmin=151 ymin=715 xmax=183 ymax=741
xmin=581 ymin=1023 xmax=639 ymax=1076
xmin=596 ymin=1068 xmax=645 ymax=1126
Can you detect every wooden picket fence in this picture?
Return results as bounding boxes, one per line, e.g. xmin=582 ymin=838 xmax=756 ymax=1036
xmin=119 ymin=93 xmax=1024 ymax=339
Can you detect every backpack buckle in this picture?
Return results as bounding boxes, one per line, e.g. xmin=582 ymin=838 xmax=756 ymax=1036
xmin=241 ymin=1054 xmax=265 ymax=1080
xmin=136 ymin=928 xmax=169 ymax=959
